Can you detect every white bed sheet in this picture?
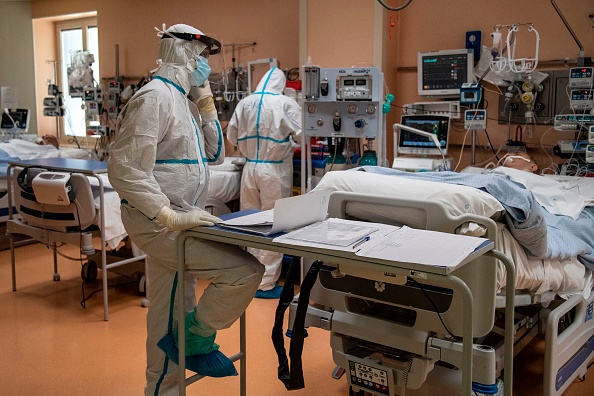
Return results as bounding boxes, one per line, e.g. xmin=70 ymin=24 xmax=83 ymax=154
xmin=312 ymin=170 xmax=593 ymax=299
xmin=90 ymin=156 xmax=244 ymax=250
xmin=208 ymin=156 xmax=243 ymax=203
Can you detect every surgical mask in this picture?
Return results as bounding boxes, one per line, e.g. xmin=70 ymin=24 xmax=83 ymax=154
xmin=190 ymin=55 xmax=211 ymax=87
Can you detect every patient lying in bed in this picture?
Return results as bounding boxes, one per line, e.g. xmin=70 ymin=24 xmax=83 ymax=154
xmin=312 ymin=167 xmax=594 ymax=299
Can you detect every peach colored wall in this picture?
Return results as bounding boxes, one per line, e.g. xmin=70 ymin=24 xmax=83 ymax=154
xmin=306 ymin=0 xmax=376 ymax=67
xmin=31 ymin=0 xmax=97 ymax=19
xmin=95 ymin=0 xmax=300 ymax=81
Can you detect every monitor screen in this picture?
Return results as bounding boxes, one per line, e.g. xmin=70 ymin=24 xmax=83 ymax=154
xmin=1 ymin=108 xmax=30 ymax=132
xmin=398 ymin=115 xmax=450 ymax=156
xmin=418 ymin=49 xmax=474 ymax=97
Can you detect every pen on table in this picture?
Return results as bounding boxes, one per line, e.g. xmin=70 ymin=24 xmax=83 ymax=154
xmin=352 ymin=236 xmax=371 ymax=249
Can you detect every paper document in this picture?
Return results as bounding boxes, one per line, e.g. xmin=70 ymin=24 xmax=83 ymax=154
xmin=275 ymin=221 xmax=490 ymax=268
xmin=218 ymin=209 xmax=273 ymax=227
xmin=356 ymin=226 xmax=489 ymax=269
xmin=274 ymin=218 xmax=394 ymax=251
xmin=280 ymin=218 xmax=378 ymax=247
xmin=218 ymin=191 xmax=329 ymax=236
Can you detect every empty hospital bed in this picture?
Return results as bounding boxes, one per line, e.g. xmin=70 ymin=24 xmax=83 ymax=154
xmin=5 ymin=158 xmax=146 ymax=321
xmin=0 ymin=139 xmax=94 ymax=222
xmin=4 ymin=155 xmax=244 ymax=320
xmin=289 ymin=169 xmax=594 ymax=396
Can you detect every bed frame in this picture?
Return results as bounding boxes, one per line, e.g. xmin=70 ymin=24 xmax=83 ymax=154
xmin=5 ymin=163 xmax=146 ymax=321
xmin=291 ymin=191 xmax=594 ymax=395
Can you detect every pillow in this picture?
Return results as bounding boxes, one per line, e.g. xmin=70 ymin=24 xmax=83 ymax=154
xmin=312 ymin=170 xmax=505 ymax=219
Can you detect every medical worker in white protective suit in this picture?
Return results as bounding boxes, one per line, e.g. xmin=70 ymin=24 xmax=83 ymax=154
xmin=227 ymin=67 xmax=302 ymax=298
xmin=108 ymin=24 xmax=263 ymax=395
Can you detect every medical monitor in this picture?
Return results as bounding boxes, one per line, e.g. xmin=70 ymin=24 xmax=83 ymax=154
xmin=1 ymin=108 xmax=30 ymax=132
xmin=398 ymin=115 xmax=450 ymax=156
xmin=418 ymin=49 xmax=474 ymax=97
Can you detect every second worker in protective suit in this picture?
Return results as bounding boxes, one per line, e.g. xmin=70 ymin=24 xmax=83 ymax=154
xmin=227 ymin=67 xmax=302 ymax=298
xmin=108 ymin=24 xmax=263 ymax=395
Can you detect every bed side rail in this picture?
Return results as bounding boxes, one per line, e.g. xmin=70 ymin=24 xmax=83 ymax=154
xmin=327 ymin=191 xmax=498 ymax=241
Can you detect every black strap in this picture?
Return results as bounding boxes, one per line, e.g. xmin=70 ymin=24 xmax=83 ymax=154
xmin=272 ymin=257 xmax=323 ymax=390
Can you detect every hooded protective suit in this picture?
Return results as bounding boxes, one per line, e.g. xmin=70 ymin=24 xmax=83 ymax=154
xmin=227 ymin=67 xmax=302 ymax=292
xmin=108 ymin=24 xmax=263 ymax=395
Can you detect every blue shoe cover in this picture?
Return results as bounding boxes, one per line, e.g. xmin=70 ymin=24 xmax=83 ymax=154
xmin=157 ymin=333 xmax=238 ymax=377
xmin=255 ymin=283 xmax=283 ymax=299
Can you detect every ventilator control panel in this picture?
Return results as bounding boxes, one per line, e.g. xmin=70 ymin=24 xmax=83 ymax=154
xmin=337 ymin=75 xmax=373 ymax=100
xmin=303 ymin=67 xmax=383 ymax=139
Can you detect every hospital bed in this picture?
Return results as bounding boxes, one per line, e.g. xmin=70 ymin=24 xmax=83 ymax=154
xmin=205 ymin=156 xmax=244 ymax=215
xmin=5 ymin=158 xmax=147 ymax=321
xmin=3 ymin=155 xmax=243 ymax=319
xmin=0 ymin=139 xmax=95 ymax=222
xmin=290 ymin=169 xmax=594 ymax=396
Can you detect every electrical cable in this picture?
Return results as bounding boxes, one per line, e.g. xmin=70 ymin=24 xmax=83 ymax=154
xmin=74 ymin=202 xmax=89 ymax=309
xmin=454 ymin=128 xmax=471 ymax=171
xmin=408 ymin=277 xmax=456 ymax=338
xmin=80 ymin=278 xmax=140 ymax=308
xmin=400 ymin=358 xmax=413 ymax=396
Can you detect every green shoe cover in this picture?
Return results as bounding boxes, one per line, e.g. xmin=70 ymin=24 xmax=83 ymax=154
xmin=175 ymin=309 xmax=219 ymax=356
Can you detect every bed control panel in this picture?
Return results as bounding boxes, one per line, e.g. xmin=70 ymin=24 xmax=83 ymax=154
xmin=348 ymin=359 xmax=393 ymax=396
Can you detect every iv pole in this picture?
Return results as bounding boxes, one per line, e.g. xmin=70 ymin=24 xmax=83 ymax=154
xmin=46 ymin=60 xmax=61 ymax=141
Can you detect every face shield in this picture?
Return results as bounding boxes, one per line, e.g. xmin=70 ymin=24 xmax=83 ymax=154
xmin=160 ymin=31 xmax=221 ymax=58
xmin=155 ymin=24 xmax=222 ymax=87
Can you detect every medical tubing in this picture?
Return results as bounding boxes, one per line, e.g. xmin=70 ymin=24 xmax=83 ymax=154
xmin=377 ymin=0 xmax=414 ymax=12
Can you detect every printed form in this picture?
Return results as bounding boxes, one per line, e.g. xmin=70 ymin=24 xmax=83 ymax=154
xmin=356 ymin=226 xmax=489 ymax=269
xmin=275 ymin=220 xmax=489 ymax=269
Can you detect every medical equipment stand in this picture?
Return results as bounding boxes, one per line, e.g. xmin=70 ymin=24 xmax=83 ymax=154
xmin=176 ymin=232 xmax=247 ymax=396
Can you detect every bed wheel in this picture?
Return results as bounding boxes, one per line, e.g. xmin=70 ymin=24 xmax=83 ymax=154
xmin=81 ymin=261 xmax=98 ymax=282
xmin=349 ymin=387 xmax=366 ymax=396
xmin=139 ymin=275 xmax=147 ymax=295
xmin=53 ymin=273 xmax=60 ymax=281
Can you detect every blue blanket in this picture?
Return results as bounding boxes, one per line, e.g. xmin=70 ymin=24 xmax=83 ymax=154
xmin=358 ymin=167 xmax=594 ymax=264
xmin=0 ymin=148 xmax=19 ymax=180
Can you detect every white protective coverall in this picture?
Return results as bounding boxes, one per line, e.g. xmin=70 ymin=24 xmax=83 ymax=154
xmin=108 ymin=24 xmax=263 ymax=396
xmin=227 ymin=67 xmax=302 ymax=291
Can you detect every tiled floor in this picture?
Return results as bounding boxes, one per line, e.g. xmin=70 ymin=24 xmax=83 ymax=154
xmin=0 ymin=242 xmax=592 ymax=395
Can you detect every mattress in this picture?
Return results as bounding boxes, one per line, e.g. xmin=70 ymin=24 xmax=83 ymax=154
xmin=312 ymin=170 xmax=593 ymax=299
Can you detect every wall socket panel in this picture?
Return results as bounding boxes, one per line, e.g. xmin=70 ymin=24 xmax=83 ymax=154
xmin=497 ymin=69 xmax=576 ymax=126
xmin=497 ymin=73 xmax=553 ymax=125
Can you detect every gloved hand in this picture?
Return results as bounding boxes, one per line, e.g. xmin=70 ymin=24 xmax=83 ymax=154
xmin=189 ymin=81 xmax=217 ymax=122
xmin=156 ymin=206 xmax=222 ymax=231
